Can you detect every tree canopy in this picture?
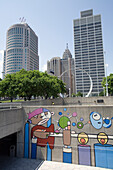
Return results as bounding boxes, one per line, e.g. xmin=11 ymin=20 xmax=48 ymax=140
xmin=101 ymin=73 xmax=113 ymax=96
xmin=0 ymin=69 xmax=66 ymax=102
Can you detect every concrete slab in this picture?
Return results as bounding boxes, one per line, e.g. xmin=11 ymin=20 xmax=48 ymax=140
xmin=38 ymin=161 xmax=112 ymax=170
xmin=0 ymin=157 xmax=112 ymax=170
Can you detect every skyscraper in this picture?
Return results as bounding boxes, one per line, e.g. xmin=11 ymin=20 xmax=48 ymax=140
xmin=73 ymin=9 xmax=105 ymax=96
xmin=5 ymin=23 xmax=39 ymax=75
xmin=2 ymin=50 xmax=6 ymax=79
xmin=47 ymin=44 xmax=75 ymax=95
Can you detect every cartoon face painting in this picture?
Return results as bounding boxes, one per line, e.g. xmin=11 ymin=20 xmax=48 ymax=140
xmin=90 ymin=112 xmax=103 ymax=129
xmin=28 ymin=108 xmax=54 ymax=125
xmin=103 ymin=117 xmax=112 ymax=128
xmin=28 ymin=108 xmax=55 ymax=149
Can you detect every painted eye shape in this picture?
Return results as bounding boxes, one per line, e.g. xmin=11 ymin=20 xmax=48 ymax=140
xmin=34 ymin=115 xmax=38 ymax=118
xmin=92 ymin=113 xmax=100 ymax=120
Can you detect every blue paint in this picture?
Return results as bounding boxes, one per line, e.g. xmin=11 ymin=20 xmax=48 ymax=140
xmin=31 ymin=139 xmax=37 ymax=159
xmin=58 ymin=112 xmax=62 ymax=116
xmin=67 ymin=113 xmax=70 ymax=115
xmin=90 ymin=112 xmax=102 ymax=129
xmin=47 ymin=143 xmax=51 ymax=161
xmin=80 ymin=118 xmax=84 ymax=121
xmin=78 ymin=145 xmax=91 ymax=166
xmin=24 ymin=122 xmax=29 ymax=158
xmin=103 ymin=118 xmax=112 ymax=128
xmin=47 ymin=118 xmax=52 ymax=161
xmin=64 ymin=108 xmax=67 ymax=111
xmin=63 ymin=151 xmax=72 ymax=163
xmin=94 ymin=143 xmax=113 ymax=169
xmin=72 ymin=122 xmax=76 ymax=126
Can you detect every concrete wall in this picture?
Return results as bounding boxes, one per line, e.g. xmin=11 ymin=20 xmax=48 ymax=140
xmin=0 ymin=108 xmax=23 ymax=139
xmin=22 ymin=104 xmax=113 ymax=169
xmin=8 ymin=96 xmax=113 ymax=106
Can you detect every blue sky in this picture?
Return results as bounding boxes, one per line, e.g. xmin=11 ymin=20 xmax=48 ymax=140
xmin=0 ymin=0 xmax=113 ymax=78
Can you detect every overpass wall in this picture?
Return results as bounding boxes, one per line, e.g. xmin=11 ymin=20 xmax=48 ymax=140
xmin=13 ymin=96 xmax=113 ymax=106
xmin=0 ymin=108 xmax=23 ymax=139
xmin=21 ymin=105 xmax=113 ymax=169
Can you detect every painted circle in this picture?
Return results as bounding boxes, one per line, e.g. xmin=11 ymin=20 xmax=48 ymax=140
xmin=72 ymin=122 xmax=76 ymax=126
xmin=77 ymin=122 xmax=84 ymax=129
xmin=58 ymin=112 xmax=62 ymax=116
xmin=64 ymin=108 xmax=67 ymax=111
xmin=78 ymin=132 xmax=89 ymax=145
xmin=72 ymin=112 xmax=77 ymax=117
xmin=80 ymin=117 xmax=84 ymax=121
xmin=92 ymin=112 xmax=100 ymax=120
xmin=67 ymin=113 xmax=70 ymax=115
xmin=59 ymin=116 xmax=70 ymax=129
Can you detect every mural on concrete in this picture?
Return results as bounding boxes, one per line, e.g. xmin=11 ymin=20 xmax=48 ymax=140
xmin=89 ymin=111 xmax=113 ymax=129
xmin=24 ymin=108 xmax=113 ymax=169
xmin=24 ymin=108 xmax=55 ymax=160
xmin=78 ymin=132 xmax=91 ymax=166
xmin=94 ymin=132 xmax=113 ymax=169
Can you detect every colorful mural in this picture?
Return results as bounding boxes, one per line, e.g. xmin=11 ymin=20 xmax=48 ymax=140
xmin=24 ymin=108 xmax=113 ymax=169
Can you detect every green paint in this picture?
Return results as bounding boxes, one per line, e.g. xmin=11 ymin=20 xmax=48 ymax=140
xmin=59 ymin=116 xmax=70 ymax=129
xmin=77 ymin=122 xmax=84 ymax=129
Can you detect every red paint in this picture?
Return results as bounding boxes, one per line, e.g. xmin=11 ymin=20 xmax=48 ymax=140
xmin=31 ymin=124 xmax=55 ymax=149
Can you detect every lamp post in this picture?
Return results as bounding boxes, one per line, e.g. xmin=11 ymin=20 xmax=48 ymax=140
xmin=103 ymin=87 xmax=105 ymax=96
xmin=105 ymin=64 xmax=108 ymax=96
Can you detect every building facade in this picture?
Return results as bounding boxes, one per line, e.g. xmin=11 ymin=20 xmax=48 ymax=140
xmin=2 ymin=50 xmax=6 ymax=79
xmin=47 ymin=45 xmax=75 ymax=95
xmin=73 ymin=9 xmax=105 ymax=96
xmin=5 ymin=23 xmax=39 ymax=75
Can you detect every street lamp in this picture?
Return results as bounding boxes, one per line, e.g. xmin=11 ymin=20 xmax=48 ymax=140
xmin=105 ymin=64 xmax=108 ymax=96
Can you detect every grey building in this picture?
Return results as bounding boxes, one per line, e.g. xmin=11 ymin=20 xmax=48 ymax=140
xmin=73 ymin=9 xmax=105 ymax=96
xmin=2 ymin=50 xmax=6 ymax=79
xmin=47 ymin=44 xmax=75 ymax=95
xmin=5 ymin=23 xmax=39 ymax=75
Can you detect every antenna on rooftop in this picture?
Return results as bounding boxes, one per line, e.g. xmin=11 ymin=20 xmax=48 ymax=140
xmin=19 ymin=17 xmax=26 ymax=23
xmin=66 ymin=43 xmax=68 ymax=49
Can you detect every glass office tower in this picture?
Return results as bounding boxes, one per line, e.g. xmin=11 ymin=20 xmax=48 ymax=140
xmin=73 ymin=9 xmax=105 ymax=96
xmin=5 ymin=23 xmax=39 ymax=75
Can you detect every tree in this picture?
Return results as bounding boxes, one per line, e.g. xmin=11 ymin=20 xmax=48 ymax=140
xmin=99 ymin=91 xmax=104 ymax=96
xmin=0 ymin=73 xmax=18 ymax=102
xmin=76 ymin=91 xmax=83 ymax=97
xmin=0 ymin=69 xmax=66 ymax=101
xmin=101 ymin=73 xmax=113 ymax=96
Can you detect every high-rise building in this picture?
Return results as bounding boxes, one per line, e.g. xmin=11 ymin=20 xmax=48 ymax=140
xmin=47 ymin=44 xmax=75 ymax=95
xmin=73 ymin=9 xmax=105 ymax=96
xmin=2 ymin=50 xmax=6 ymax=79
xmin=5 ymin=23 xmax=39 ymax=75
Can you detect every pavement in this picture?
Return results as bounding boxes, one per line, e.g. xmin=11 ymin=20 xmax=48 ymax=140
xmin=0 ymin=156 xmax=43 ymax=170
xmin=0 ymin=157 xmax=112 ymax=170
xmin=38 ymin=161 xmax=112 ymax=170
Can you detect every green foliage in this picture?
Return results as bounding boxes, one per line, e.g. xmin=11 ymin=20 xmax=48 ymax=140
xmin=71 ymin=93 xmax=76 ymax=97
xmin=0 ymin=69 xmax=66 ymax=101
xmin=76 ymin=91 xmax=83 ymax=97
xmin=99 ymin=91 xmax=104 ymax=96
xmin=101 ymin=73 xmax=113 ymax=96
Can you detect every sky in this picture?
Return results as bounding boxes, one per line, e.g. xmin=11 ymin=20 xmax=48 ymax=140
xmin=0 ymin=0 xmax=113 ymax=78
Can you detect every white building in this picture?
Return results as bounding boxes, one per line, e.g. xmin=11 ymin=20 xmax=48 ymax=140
xmin=5 ymin=23 xmax=39 ymax=75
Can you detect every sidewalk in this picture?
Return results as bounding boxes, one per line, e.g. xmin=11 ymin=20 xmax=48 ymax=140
xmin=0 ymin=157 xmax=112 ymax=170
xmin=38 ymin=161 xmax=112 ymax=170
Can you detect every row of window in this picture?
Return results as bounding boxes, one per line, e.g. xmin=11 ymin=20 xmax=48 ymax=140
xmin=8 ymin=27 xmax=24 ymax=36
